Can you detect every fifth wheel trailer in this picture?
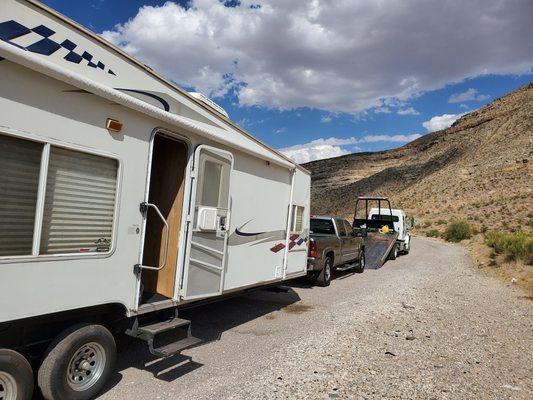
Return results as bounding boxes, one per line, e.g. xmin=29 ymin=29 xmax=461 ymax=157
xmin=0 ymin=1 xmax=310 ymax=398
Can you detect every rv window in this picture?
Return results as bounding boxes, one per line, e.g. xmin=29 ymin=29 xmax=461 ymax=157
xmin=40 ymin=147 xmax=118 ymax=255
xmin=0 ymin=135 xmax=43 ymax=256
xmin=291 ymin=205 xmax=304 ymax=233
xmin=200 ymin=160 xmax=222 ymax=207
xmin=0 ymin=133 xmax=119 ymax=259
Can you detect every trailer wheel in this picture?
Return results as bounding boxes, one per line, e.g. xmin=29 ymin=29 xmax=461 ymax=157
xmin=389 ymin=244 xmax=398 ymax=260
xmin=38 ymin=324 xmax=116 ymax=400
xmin=316 ymin=256 xmax=333 ymax=287
xmin=0 ymin=349 xmax=34 ymax=400
xmin=355 ymin=249 xmax=365 ymax=273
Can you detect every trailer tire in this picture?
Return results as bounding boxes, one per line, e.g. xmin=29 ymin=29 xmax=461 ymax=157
xmin=38 ymin=324 xmax=116 ymax=400
xmin=355 ymin=249 xmax=365 ymax=273
xmin=0 ymin=349 xmax=34 ymax=400
xmin=316 ymin=256 xmax=333 ymax=287
xmin=389 ymin=244 xmax=398 ymax=260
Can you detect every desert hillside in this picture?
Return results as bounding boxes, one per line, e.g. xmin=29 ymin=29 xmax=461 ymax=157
xmin=306 ymin=84 xmax=533 ymax=235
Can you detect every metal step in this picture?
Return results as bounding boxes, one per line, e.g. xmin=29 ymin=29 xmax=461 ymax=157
xmin=137 ymin=318 xmax=191 ymax=336
xmin=150 ymin=336 xmax=203 ymax=358
xmin=126 ymin=316 xmax=202 ymax=358
xmin=336 ymin=263 xmax=357 ymax=272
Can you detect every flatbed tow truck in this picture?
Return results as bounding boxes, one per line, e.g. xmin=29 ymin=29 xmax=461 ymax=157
xmin=352 ymin=196 xmax=400 ymax=269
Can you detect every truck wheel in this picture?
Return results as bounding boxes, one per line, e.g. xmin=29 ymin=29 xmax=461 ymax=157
xmin=389 ymin=244 xmax=398 ymax=260
xmin=404 ymin=240 xmax=410 ymax=254
xmin=38 ymin=324 xmax=116 ymax=400
xmin=316 ymin=256 xmax=333 ymax=287
xmin=355 ymin=249 xmax=365 ymax=273
xmin=0 ymin=349 xmax=34 ymax=400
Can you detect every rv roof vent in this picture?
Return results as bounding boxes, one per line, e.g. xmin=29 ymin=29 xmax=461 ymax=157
xmin=188 ymin=92 xmax=229 ymax=118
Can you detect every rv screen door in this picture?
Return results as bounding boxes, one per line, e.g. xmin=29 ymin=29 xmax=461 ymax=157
xmin=181 ymin=146 xmax=233 ymax=300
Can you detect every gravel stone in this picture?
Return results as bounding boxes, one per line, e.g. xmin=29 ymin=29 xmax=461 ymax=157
xmin=98 ymin=238 xmax=532 ymax=400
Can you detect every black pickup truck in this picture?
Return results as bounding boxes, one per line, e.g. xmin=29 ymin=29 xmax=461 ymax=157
xmin=307 ymin=216 xmax=365 ymax=286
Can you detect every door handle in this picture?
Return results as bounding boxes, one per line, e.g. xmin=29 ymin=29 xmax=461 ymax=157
xmin=135 ymin=202 xmax=169 ymax=271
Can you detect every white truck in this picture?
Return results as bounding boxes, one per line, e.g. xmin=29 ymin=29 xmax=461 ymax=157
xmin=367 ymin=207 xmax=411 ymax=259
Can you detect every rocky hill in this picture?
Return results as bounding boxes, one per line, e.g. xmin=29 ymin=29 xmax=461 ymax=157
xmin=305 ymin=84 xmax=532 ymax=235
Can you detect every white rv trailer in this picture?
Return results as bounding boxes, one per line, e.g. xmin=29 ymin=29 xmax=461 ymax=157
xmin=0 ymin=1 xmax=310 ymax=398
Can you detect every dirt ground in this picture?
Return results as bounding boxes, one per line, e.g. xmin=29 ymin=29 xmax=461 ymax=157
xmin=91 ymin=237 xmax=531 ymax=400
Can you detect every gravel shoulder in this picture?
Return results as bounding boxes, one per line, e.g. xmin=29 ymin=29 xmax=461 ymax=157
xmin=98 ymin=237 xmax=532 ymax=400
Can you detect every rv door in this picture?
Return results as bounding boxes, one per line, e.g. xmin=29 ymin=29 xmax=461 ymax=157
xmin=181 ymin=145 xmax=233 ymax=300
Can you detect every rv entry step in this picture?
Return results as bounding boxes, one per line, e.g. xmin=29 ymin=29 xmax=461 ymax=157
xmin=126 ymin=316 xmax=202 ymax=358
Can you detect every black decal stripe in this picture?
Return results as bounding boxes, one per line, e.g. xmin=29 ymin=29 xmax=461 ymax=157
xmin=115 ymin=88 xmax=170 ymax=112
xmin=235 ymin=228 xmax=266 ymax=237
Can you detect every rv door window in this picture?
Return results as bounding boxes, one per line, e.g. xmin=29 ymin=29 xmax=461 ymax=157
xmin=196 ymin=154 xmax=230 ymax=209
xmin=0 ymin=135 xmax=43 ymax=256
xmin=40 ymin=147 xmax=118 ymax=254
xmin=291 ymin=205 xmax=304 ymax=233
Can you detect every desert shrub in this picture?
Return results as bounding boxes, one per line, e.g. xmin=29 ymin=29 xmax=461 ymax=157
xmin=444 ymin=220 xmax=472 ymax=242
xmin=426 ymin=229 xmax=442 ymax=238
xmin=486 ymin=231 xmax=533 ymax=264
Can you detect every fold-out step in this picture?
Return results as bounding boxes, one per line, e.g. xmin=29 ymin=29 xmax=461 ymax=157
xmin=126 ymin=316 xmax=202 ymax=358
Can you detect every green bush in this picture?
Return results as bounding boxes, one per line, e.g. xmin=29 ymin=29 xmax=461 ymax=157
xmin=426 ymin=229 xmax=442 ymax=238
xmin=486 ymin=231 xmax=533 ymax=264
xmin=443 ymin=220 xmax=472 ymax=242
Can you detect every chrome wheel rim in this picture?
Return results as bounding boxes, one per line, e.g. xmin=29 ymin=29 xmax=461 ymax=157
xmin=67 ymin=342 xmax=106 ymax=392
xmin=360 ymin=253 xmax=365 ymax=269
xmin=0 ymin=371 xmax=17 ymax=400
xmin=325 ymin=262 xmax=331 ymax=281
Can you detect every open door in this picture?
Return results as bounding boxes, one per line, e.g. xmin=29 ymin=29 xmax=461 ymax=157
xmin=139 ymin=134 xmax=187 ymax=303
xmin=181 ymin=145 xmax=233 ymax=300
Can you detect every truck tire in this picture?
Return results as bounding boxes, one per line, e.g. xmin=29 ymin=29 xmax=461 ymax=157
xmin=316 ymin=256 xmax=333 ymax=287
xmin=38 ymin=323 xmax=116 ymax=400
xmin=355 ymin=249 xmax=365 ymax=273
xmin=389 ymin=244 xmax=398 ymax=260
xmin=0 ymin=349 xmax=34 ymax=400
xmin=404 ymin=239 xmax=410 ymax=254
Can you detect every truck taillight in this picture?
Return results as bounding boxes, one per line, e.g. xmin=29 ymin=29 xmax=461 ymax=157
xmin=309 ymin=239 xmax=318 ymax=258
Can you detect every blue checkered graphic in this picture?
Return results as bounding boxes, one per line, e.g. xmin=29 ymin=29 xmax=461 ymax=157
xmin=0 ymin=20 xmax=116 ymax=76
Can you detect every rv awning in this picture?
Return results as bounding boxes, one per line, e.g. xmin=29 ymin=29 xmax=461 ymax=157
xmin=0 ymin=40 xmax=295 ymax=170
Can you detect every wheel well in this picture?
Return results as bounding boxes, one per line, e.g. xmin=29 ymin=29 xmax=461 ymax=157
xmin=325 ymin=251 xmax=334 ymax=264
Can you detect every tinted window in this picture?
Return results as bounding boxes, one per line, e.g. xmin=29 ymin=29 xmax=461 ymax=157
xmin=343 ymin=220 xmax=353 ymax=235
xmin=371 ymin=214 xmax=399 ymax=222
xmin=310 ymin=218 xmax=335 ymax=235
xmin=336 ymin=219 xmax=347 ymax=236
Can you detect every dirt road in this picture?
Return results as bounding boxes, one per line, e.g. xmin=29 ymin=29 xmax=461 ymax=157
xmin=98 ymin=238 xmax=532 ymax=399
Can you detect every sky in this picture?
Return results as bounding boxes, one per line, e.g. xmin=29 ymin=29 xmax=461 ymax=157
xmin=41 ymin=0 xmax=533 ymax=163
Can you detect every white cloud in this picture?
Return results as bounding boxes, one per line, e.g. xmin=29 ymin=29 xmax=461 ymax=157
xmin=320 ymin=115 xmax=333 ymax=123
xmin=448 ymin=88 xmax=490 ymax=103
xmin=101 ymin=0 xmax=533 ymax=113
xmin=274 ymin=127 xmax=286 ymax=134
xmin=397 ymin=107 xmax=420 ymax=115
xmin=374 ymin=107 xmax=392 ymax=114
xmin=459 ymin=104 xmax=469 ymax=109
xmin=363 ymin=134 xmax=421 ymax=142
xmin=280 ymin=144 xmax=351 ymax=164
xmin=279 ymin=134 xmax=419 ymax=163
xmin=422 ymin=113 xmax=465 ymax=132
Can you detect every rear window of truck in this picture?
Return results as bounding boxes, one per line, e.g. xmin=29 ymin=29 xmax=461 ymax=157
xmin=310 ymin=219 xmax=336 ymax=235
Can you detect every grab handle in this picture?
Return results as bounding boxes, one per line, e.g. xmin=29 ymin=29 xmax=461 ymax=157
xmin=135 ymin=202 xmax=169 ymax=272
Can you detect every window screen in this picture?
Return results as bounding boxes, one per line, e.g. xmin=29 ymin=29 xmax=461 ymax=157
xmin=200 ymin=160 xmax=222 ymax=207
xmin=0 ymin=135 xmax=43 ymax=256
xmin=40 ymin=146 xmax=118 ymax=254
xmin=291 ymin=205 xmax=304 ymax=233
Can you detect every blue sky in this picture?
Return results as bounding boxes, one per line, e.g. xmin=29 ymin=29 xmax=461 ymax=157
xmin=41 ymin=0 xmax=533 ymax=163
